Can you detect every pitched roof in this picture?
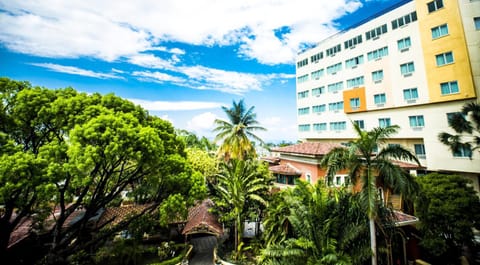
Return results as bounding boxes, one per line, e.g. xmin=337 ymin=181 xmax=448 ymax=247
xmin=391 ymin=160 xmax=425 ymax=169
xmin=97 ymin=204 xmax=152 ymax=228
xmin=272 ymin=142 xmax=341 ymax=156
xmin=393 ymin=210 xmax=419 ymax=227
xmin=269 ymin=163 xmax=302 ymax=175
xmin=182 ymin=199 xmax=223 ymax=236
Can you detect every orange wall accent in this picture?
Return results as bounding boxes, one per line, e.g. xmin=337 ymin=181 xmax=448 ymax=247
xmin=343 ymin=87 xmax=367 ymax=113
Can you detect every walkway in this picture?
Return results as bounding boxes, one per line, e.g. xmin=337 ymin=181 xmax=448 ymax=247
xmin=189 ymin=235 xmax=217 ymax=265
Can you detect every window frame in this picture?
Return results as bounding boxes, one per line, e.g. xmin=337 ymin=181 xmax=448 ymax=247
xmin=435 ymin=51 xmax=454 ymax=66
xmin=403 ymin=88 xmax=419 ymax=101
xmin=431 ymin=24 xmax=449 ymax=39
xmin=400 ymin=62 xmax=415 ymax=76
xmin=409 ymin=115 xmax=425 ymax=128
xmin=440 ymin=81 xmax=459 ymax=95
xmin=374 ymin=93 xmax=386 ymax=105
xmin=427 ymin=0 xmax=444 ymax=13
xmin=378 ymin=118 xmax=391 ymax=128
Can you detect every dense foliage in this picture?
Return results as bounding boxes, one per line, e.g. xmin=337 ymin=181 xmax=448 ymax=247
xmin=415 ymin=173 xmax=480 ymax=264
xmin=0 ymin=78 xmax=206 ymax=264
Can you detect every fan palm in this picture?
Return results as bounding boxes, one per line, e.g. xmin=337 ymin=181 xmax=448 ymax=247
xmin=214 ymin=159 xmax=271 ymax=258
xmin=320 ymin=123 xmax=420 ymax=265
xmin=213 ymin=99 xmax=266 ymax=160
xmin=439 ymin=102 xmax=480 ymax=157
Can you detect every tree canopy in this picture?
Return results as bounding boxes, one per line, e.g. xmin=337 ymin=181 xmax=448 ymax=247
xmin=0 ymin=78 xmax=206 ymax=264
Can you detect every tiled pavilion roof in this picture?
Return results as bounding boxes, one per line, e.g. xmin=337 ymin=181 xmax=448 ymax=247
xmin=272 ymin=142 xmax=341 ymax=156
xmin=182 ymin=199 xmax=223 ymax=236
xmin=269 ymin=163 xmax=302 ymax=175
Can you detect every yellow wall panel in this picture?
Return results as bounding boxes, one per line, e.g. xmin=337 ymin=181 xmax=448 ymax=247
xmin=343 ymin=87 xmax=367 ymax=113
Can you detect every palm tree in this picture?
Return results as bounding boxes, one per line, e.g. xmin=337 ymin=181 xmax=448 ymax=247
xmin=439 ymin=102 xmax=480 ymax=157
xmin=213 ymin=99 xmax=266 ymax=160
xmin=320 ymin=123 xmax=420 ymax=265
xmin=260 ymin=181 xmax=371 ymax=265
xmin=214 ymin=159 xmax=271 ymax=259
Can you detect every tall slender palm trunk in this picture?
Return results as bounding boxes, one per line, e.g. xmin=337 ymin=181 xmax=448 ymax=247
xmin=369 ymin=218 xmax=377 ymax=265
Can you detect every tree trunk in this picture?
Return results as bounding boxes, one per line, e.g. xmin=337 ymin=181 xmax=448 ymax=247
xmin=369 ymin=217 xmax=377 ymax=265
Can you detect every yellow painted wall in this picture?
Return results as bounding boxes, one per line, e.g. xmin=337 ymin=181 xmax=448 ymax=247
xmin=416 ymin=0 xmax=476 ymax=102
xmin=343 ymin=87 xmax=367 ymax=113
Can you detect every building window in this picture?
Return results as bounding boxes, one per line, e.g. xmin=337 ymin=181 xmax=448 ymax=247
xmin=436 ymin=51 xmax=454 ymax=66
xmin=403 ymin=88 xmax=418 ymax=101
xmin=311 ymin=69 xmax=324 ymax=80
xmin=409 ymin=115 xmax=425 ymax=128
xmin=344 ymin=35 xmax=363 ymax=49
xmin=298 ymin=124 xmax=311 ymax=132
xmin=326 ymin=62 xmax=342 ymax=74
xmin=372 ymin=70 xmax=384 ymax=82
xmin=427 ymin=0 xmax=443 ymax=13
xmin=397 ymin=37 xmax=411 ymax=51
xmin=329 ymin=121 xmax=347 ymax=131
xmin=374 ymin=93 xmax=386 ymax=105
xmin=414 ymin=144 xmax=426 ymax=159
xmin=276 ymin=174 xmax=296 ymax=185
xmin=346 ymin=76 xmax=365 ymax=88
xmin=440 ymin=81 xmax=459 ymax=95
xmin=297 ymin=58 xmax=308 ymax=68
xmin=310 ymin=52 xmax=323 ymax=63
xmin=392 ymin=11 xmax=418 ymax=29
xmin=297 ymin=74 xmax=309 ymax=83
xmin=327 ymin=81 xmax=344 ymax=93
xmin=354 ymin=120 xmax=365 ymax=129
xmin=345 ymin=55 xmax=364 ymax=68
xmin=326 ymin=44 xmax=341 ymax=56
xmin=350 ymin=98 xmax=360 ymax=109
xmin=379 ymin=118 xmax=391 ymax=128
xmin=312 ymin=86 xmax=325 ymax=96
xmin=453 ymin=145 xmax=472 ymax=158
xmin=313 ymin=123 xmax=327 ymax=131
xmin=312 ymin=104 xmax=326 ymax=113
xmin=366 ymin=24 xmax=388 ymax=40
xmin=298 ymin=107 xmax=310 ymax=115
xmin=297 ymin=90 xmax=309 ymax=99
xmin=400 ymin=62 xmax=415 ymax=76
xmin=475 ymin=17 xmax=480 ymax=30
xmin=328 ymin=101 xmax=344 ymax=112
xmin=367 ymin=47 xmax=389 ymax=61
xmin=431 ymin=24 xmax=449 ymax=39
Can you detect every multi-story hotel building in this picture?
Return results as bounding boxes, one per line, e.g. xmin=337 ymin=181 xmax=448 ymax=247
xmin=295 ymin=0 xmax=480 ymax=191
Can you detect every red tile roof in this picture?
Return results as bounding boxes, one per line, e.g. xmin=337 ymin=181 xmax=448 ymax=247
xmin=182 ymin=199 xmax=222 ymax=236
xmin=391 ymin=160 xmax=425 ymax=169
xmin=97 ymin=204 xmax=152 ymax=228
xmin=272 ymin=142 xmax=341 ymax=156
xmin=8 ymin=217 xmax=32 ymax=249
xmin=269 ymin=163 xmax=301 ymax=175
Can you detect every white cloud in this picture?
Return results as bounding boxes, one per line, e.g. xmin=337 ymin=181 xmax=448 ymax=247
xmin=131 ymin=70 xmax=184 ymax=83
xmin=128 ymin=98 xmax=224 ymax=111
xmin=29 ymin=63 xmax=123 ymax=79
xmin=186 ymin=112 xmax=218 ymax=135
xmin=128 ymin=54 xmax=174 ymax=69
xmin=0 ymin=0 xmax=363 ymax=64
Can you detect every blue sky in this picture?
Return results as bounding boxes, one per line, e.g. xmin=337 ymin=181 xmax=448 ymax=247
xmin=0 ymin=0 xmax=402 ymax=143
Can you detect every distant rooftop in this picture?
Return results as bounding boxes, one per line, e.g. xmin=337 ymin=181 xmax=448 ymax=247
xmin=271 ymin=142 xmax=341 ymax=156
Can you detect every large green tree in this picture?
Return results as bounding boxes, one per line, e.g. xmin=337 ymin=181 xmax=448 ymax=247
xmin=213 ymin=99 xmax=266 ymax=160
xmin=260 ymin=181 xmax=371 ymax=265
xmin=439 ymin=102 xmax=480 ymax=157
xmin=214 ymin=159 xmax=271 ymax=259
xmin=320 ymin=124 xmax=420 ymax=265
xmin=415 ymin=173 xmax=480 ymax=264
xmin=0 ymin=78 xmax=205 ymax=264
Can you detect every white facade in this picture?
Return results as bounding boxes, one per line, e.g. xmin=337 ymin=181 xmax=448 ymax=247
xmin=295 ymin=0 xmax=480 ymax=190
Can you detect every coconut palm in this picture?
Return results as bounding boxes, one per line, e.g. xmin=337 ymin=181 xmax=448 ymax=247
xmin=320 ymin=123 xmax=420 ymax=265
xmin=260 ymin=181 xmax=371 ymax=265
xmin=213 ymin=99 xmax=266 ymax=160
xmin=214 ymin=159 xmax=271 ymax=259
xmin=439 ymin=102 xmax=480 ymax=157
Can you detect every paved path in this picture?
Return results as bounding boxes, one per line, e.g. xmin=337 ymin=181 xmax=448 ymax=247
xmin=189 ymin=235 xmax=217 ymax=265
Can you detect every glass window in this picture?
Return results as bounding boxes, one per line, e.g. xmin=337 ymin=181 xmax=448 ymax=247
xmin=414 ymin=144 xmax=426 ymax=158
xmin=372 ymin=70 xmax=384 ymax=82
xmin=350 ymin=98 xmax=360 ymax=109
xmin=431 ymin=24 xmax=449 ymax=39
xmin=367 ymin=47 xmax=389 ymax=61
xmin=329 ymin=121 xmax=347 ymax=131
xmin=365 ymin=24 xmax=388 ymax=40
xmin=297 ymin=58 xmax=308 ymax=68
xmin=379 ymin=118 xmax=391 ymax=128
xmin=297 ymin=74 xmax=309 ymax=83
xmin=328 ymin=101 xmax=344 ymax=111
xmin=374 ymin=93 xmax=386 ymax=105
xmin=297 ymin=90 xmax=309 ymax=99
xmin=312 ymin=104 xmax=326 ymax=113
xmin=427 ymin=0 xmax=443 ymax=13
xmin=312 ymin=86 xmax=325 ymax=96
xmin=311 ymin=69 xmax=325 ymax=79
xmin=400 ymin=62 xmax=415 ymax=75
xmin=298 ymin=124 xmax=311 ymax=132
xmin=345 ymin=55 xmax=364 ymax=68
xmin=346 ymin=76 xmax=365 ymax=88
xmin=310 ymin=52 xmax=323 ymax=63
xmin=440 ymin=81 xmax=459 ymax=95
xmin=327 ymin=82 xmax=343 ymax=93
xmin=436 ymin=51 xmax=454 ymax=66
xmin=298 ymin=107 xmax=310 ymax=115
xmin=409 ymin=115 xmax=425 ymax=127
xmin=354 ymin=120 xmax=365 ymax=129
xmin=313 ymin=123 xmax=327 ymax=131
xmin=475 ymin=17 xmax=480 ymax=31
xmin=453 ymin=145 xmax=472 ymax=157
xmin=326 ymin=62 xmax=342 ymax=74
xmin=403 ymin=88 xmax=418 ymax=101
xmin=397 ymin=37 xmax=411 ymax=50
